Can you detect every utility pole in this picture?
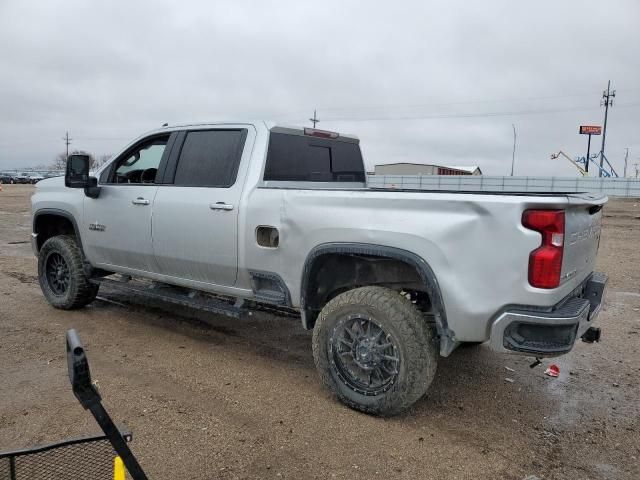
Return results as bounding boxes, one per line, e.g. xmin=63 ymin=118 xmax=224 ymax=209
xmin=635 ymin=163 xmax=640 ymax=179
xmin=599 ymin=80 xmax=615 ymax=177
xmin=623 ymin=148 xmax=629 ymax=178
xmin=309 ymin=110 xmax=320 ymax=128
xmin=62 ymin=131 xmax=72 ymax=159
xmin=510 ymin=124 xmax=516 ymax=176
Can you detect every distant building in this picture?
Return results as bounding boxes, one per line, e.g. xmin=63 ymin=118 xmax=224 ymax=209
xmin=373 ymin=163 xmax=482 ymax=176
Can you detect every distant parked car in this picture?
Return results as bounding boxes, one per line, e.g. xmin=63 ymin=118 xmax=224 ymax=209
xmin=28 ymin=174 xmax=45 ymax=184
xmin=15 ymin=173 xmax=33 ymax=184
xmin=0 ymin=172 xmax=16 ymax=184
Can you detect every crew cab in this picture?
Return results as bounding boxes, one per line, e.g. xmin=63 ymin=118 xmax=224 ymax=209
xmin=31 ymin=121 xmax=607 ymax=415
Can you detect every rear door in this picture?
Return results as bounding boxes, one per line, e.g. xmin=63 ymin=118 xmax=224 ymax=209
xmin=152 ymin=126 xmax=252 ymax=286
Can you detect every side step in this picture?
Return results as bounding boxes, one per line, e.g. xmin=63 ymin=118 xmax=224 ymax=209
xmin=91 ymin=277 xmax=243 ymax=319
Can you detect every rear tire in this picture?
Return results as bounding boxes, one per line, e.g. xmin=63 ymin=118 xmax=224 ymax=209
xmin=312 ymin=286 xmax=438 ymax=416
xmin=38 ymin=235 xmax=98 ymax=309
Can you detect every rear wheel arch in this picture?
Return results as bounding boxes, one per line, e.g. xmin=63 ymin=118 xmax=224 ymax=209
xmin=300 ymin=243 xmax=453 ymax=354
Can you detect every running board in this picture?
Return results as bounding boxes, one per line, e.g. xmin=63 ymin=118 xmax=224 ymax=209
xmin=91 ymin=277 xmax=243 ymax=319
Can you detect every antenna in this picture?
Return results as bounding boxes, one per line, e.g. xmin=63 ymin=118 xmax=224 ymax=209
xmin=309 ymin=109 xmax=320 ymax=128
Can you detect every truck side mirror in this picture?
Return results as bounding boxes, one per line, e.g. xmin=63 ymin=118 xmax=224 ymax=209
xmin=65 ymin=154 xmax=91 ymax=188
xmin=65 ymin=154 xmax=101 ymax=198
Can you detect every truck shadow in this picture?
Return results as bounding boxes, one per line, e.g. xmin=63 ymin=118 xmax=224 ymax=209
xmin=95 ymin=288 xmax=553 ymax=422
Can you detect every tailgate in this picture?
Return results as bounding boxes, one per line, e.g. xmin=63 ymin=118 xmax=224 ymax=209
xmin=561 ymin=193 xmax=606 ymax=285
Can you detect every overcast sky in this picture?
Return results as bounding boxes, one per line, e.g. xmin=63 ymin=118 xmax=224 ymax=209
xmin=1 ymin=0 xmax=639 ymax=176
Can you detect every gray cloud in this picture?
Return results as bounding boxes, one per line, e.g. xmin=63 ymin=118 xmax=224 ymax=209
xmin=1 ymin=0 xmax=638 ymax=176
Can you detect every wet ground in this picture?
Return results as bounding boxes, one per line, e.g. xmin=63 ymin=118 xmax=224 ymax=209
xmin=1 ymin=184 xmax=639 ymax=479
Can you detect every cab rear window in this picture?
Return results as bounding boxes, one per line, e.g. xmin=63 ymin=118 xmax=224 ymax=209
xmin=264 ymin=133 xmax=365 ymax=182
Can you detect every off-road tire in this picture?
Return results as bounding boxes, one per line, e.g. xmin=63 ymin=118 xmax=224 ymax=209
xmin=38 ymin=235 xmax=98 ymax=309
xmin=312 ymin=286 xmax=438 ymax=416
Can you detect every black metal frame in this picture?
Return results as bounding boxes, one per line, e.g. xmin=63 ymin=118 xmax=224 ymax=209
xmin=0 ymin=433 xmax=132 ymax=460
xmin=0 ymin=433 xmax=132 ymax=480
xmin=0 ymin=329 xmax=151 ymax=480
xmin=66 ymin=329 xmax=148 ymax=480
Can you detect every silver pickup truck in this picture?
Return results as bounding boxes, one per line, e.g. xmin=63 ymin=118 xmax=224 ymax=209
xmin=31 ymin=121 xmax=607 ymax=415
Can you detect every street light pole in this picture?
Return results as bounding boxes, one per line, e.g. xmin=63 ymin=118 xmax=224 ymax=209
xmin=510 ymin=124 xmax=516 ymax=176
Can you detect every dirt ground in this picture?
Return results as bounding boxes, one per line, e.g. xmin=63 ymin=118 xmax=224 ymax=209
xmin=1 ymin=184 xmax=639 ymax=480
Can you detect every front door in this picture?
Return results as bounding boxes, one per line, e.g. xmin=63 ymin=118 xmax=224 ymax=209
xmin=152 ymin=127 xmax=251 ymax=286
xmin=82 ymin=134 xmax=171 ymax=273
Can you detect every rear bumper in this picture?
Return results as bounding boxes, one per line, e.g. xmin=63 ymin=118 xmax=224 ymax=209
xmin=489 ymin=272 xmax=607 ymax=356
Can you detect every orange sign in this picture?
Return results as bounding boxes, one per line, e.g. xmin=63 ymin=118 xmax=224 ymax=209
xmin=579 ymin=125 xmax=602 ymax=135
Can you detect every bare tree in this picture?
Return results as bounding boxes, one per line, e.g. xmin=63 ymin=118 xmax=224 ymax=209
xmin=52 ymin=152 xmax=68 ymax=170
xmin=96 ymin=154 xmax=113 ymax=168
xmin=51 ymin=150 xmax=97 ymax=170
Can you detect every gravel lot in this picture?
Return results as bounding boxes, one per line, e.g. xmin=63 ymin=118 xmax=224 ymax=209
xmin=1 ymin=184 xmax=639 ymax=479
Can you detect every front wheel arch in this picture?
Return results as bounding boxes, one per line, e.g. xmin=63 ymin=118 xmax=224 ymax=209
xmin=33 ymin=209 xmax=85 ymax=256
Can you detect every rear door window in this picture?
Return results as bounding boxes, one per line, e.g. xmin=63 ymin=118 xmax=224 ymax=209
xmin=173 ymin=129 xmax=247 ymax=187
xmin=264 ymin=133 xmax=365 ymax=182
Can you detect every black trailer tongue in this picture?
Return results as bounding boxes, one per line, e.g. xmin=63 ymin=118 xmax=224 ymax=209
xmin=67 ymin=329 xmax=148 ymax=480
xmin=0 ymin=330 xmax=149 ymax=480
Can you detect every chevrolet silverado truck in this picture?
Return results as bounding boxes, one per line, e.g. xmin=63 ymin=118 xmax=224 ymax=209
xmin=31 ymin=122 xmax=607 ymax=415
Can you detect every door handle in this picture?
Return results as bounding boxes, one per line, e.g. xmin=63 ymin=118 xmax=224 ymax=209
xmin=209 ymin=202 xmax=234 ymax=211
xmin=132 ymin=197 xmax=150 ymax=205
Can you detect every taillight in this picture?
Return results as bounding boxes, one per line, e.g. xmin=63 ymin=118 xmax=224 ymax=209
xmin=522 ymin=209 xmax=565 ymax=289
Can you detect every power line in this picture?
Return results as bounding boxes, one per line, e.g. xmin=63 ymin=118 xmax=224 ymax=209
xmin=282 ymin=92 xmax=606 ymax=118
xmin=73 ymin=137 xmax=132 ymax=141
xmin=318 ymin=102 xmax=640 ymax=123
xmin=273 ymin=89 xmax=640 ymax=119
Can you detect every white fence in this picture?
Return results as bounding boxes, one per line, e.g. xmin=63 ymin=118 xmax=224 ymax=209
xmin=367 ymin=175 xmax=640 ymax=197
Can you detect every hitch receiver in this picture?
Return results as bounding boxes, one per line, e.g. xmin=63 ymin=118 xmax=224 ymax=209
xmin=581 ymin=327 xmax=601 ymax=343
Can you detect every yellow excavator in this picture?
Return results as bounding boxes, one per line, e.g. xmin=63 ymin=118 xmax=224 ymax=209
xmin=550 ymin=151 xmax=588 ymax=176
xmin=551 ymin=150 xmax=619 ymax=177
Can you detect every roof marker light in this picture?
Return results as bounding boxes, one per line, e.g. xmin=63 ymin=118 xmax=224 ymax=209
xmin=304 ymin=128 xmax=339 ymax=139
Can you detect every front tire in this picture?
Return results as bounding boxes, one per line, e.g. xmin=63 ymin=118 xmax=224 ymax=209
xmin=312 ymin=286 xmax=438 ymax=416
xmin=38 ymin=235 xmax=98 ymax=309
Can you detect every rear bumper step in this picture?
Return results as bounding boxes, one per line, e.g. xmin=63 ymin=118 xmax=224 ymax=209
xmin=489 ymin=272 xmax=607 ymax=356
